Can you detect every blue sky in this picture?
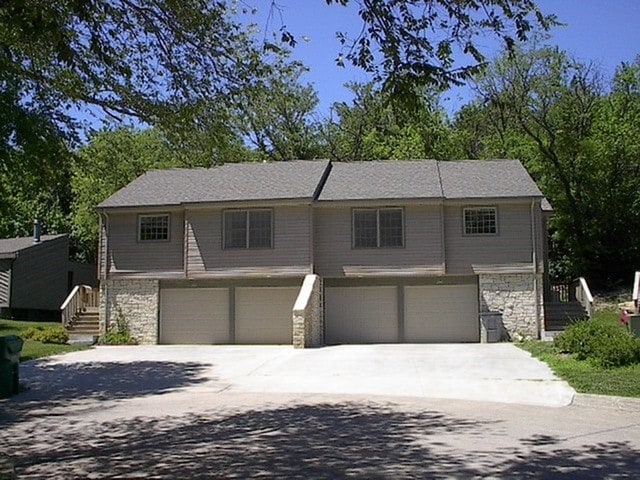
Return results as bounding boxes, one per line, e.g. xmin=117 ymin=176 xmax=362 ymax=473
xmin=260 ymin=0 xmax=640 ymax=116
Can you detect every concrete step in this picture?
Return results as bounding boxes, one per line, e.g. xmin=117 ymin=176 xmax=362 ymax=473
xmin=68 ymin=334 xmax=98 ymax=345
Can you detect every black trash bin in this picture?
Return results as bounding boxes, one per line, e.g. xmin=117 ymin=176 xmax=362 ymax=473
xmin=0 ymin=335 xmax=24 ymax=398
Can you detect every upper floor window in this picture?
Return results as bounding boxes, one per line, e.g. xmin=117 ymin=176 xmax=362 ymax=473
xmin=353 ymin=208 xmax=404 ymax=248
xmin=463 ymin=207 xmax=497 ymax=235
xmin=223 ymin=209 xmax=272 ymax=249
xmin=138 ymin=214 xmax=170 ymax=242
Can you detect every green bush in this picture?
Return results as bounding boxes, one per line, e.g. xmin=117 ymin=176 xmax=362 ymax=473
xmin=98 ymin=308 xmax=137 ymax=345
xmin=21 ymin=325 xmax=45 ymax=340
xmin=21 ymin=325 xmax=69 ymax=344
xmin=555 ymin=319 xmax=640 ymax=368
xmin=35 ymin=326 xmax=69 ymax=345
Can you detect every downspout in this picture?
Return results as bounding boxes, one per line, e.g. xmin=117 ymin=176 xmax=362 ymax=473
xmin=530 ymin=200 xmax=541 ymax=338
xmin=183 ymin=208 xmax=189 ymax=279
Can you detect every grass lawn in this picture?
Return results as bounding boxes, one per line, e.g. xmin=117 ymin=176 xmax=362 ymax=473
xmin=0 ymin=319 xmax=89 ymax=362
xmin=518 ymin=309 xmax=640 ymax=398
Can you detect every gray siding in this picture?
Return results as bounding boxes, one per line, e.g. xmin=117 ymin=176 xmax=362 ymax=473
xmin=187 ymin=205 xmax=311 ymax=277
xmin=314 ymin=205 xmax=443 ymax=278
xmin=0 ymin=260 xmax=11 ymax=307
xmin=11 ymin=236 xmax=69 ymax=310
xmin=444 ymin=202 xmax=533 ymax=275
xmin=108 ymin=211 xmax=184 ymax=274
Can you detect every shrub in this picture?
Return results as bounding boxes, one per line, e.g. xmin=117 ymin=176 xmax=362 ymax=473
xmin=21 ymin=325 xmax=69 ymax=344
xmin=555 ymin=319 xmax=640 ymax=368
xmin=21 ymin=326 xmax=45 ymax=340
xmin=35 ymin=326 xmax=69 ymax=344
xmin=98 ymin=308 xmax=137 ymax=345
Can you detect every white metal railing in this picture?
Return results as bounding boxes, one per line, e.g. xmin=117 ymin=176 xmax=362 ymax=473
xmin=574 ymin=277 xmax=594 ymax=319
xmin=633 ymin=271 xmax=640 ymax=313
xmin=60 ymin=285 xmax=99 ymax=327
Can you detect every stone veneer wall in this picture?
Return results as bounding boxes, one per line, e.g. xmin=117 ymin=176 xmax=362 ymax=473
xmin=99 ymin=279 xmax=159 ymax=345
xmin=478 ymin=273 xmax=542 ymax=340
xmin=292 ymin=274 xmax=324 ymax=348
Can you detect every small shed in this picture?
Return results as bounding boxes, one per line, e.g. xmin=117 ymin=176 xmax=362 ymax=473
xmin=0 ymin=234 xmax=96 ymax=320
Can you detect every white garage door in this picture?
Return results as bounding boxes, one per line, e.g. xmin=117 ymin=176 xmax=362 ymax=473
xmin=404 ymin=284 xmax=478 ymax=342
xmin=235 ymin=287 xmax=298 ymax=344
xmin=325 ymin=286 xmax=398 ymax=344
xmin=160 ymin=288 xmax=229 ymax=344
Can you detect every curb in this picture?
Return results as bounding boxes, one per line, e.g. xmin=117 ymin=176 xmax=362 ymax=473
xmin=571 ymin=393 xmax=640 ymax=410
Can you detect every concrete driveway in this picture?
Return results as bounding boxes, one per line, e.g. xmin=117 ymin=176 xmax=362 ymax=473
xmin=16 ymin=343 xmax=574 ymax=407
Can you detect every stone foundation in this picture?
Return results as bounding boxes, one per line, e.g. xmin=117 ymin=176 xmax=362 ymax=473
xmin=479 ymin=273 xmax=542 ymax=340
xmin=292 ymin=274 xmax=324 ymax=348
xmin=99 ymin=279 xmax=159 ymax=344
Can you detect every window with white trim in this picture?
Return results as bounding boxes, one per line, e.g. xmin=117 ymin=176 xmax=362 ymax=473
xmin=138 ymin=214 xmax=170 ymax=241
xmin=353 ymin=208 xmax=404 ymax=248
xmin=463 ymin=207 xmax=497 ymax=235
xmin=223 ymin=209 xmax=272 ymax=249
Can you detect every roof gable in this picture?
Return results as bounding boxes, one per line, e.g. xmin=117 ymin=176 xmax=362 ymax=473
xmin=318 ymin=161 xmax=442 ymax=201
xmin=98 ymin=160 xmax=331 ymax=208
xmin=438 ymin=160 xmax=543 ymax=199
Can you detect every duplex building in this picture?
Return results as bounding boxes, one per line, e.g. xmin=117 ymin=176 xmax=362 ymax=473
xmin=97 ymin=159 xmax=547 ymax=345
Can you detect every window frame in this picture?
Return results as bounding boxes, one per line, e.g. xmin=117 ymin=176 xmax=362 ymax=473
xmin=462 ymin=206 xmax=498 ymax=236
xmin=137 ymin=213 xmax=171 ymax=242
xmin=352 ymin=207 xmax=405 ymax=249
xmin=222 ymin=208 xmax=274 ymax=250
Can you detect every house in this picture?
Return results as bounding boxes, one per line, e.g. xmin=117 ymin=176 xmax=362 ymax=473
xmin=0 ymin=231 xmax=97 ymax=320
xmin=96 ymin=159 xmax=548 ymax=345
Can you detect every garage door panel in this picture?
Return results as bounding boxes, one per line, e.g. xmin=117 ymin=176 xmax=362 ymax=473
xmin=160 ymin=288 xmax=229 ymax=344
xmin=235 ymin=287 xmax=298 ymax=344
xmin=404 ymin=284 xmax=478 ymax=342
xmin=325 ymin=286 xmax=398 ymax=344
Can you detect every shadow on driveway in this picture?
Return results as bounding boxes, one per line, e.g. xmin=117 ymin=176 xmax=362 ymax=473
xmin=0 ymin=360 xmax=211 ymax=426
xmin=2 ymin=401 xmax=639 ymax=479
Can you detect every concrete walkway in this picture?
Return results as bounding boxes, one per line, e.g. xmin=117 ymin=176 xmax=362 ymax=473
xmin=16 ymin=343 xmax=575 ymax=407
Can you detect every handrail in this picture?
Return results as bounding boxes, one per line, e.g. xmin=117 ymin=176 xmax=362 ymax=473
xmin=60 ymin=285 xmax=99 ymax=327
xmin=575 ymin=277 xmax=593 ymax=318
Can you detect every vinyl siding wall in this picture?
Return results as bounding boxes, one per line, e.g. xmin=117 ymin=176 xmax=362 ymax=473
xmin=107 ymin=210 xmax=184 ymax=274
xmin=186 ymin=205 xmax=311 ymax=277
xmin=11 ymin=237 xmax=69 ymax=310
xmin=314 ymin=205 xmax=443 ymax=277
xmin=0 ymin=260 xmax=11 ymax=307
xmin=444 ymin=202 xmax=533 ymax=275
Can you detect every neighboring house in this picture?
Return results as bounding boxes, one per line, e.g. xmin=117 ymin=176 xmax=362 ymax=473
xmin=0 ymin=233 xmax=97 ymax=320
xmin=97 ymin=159 xmax=548 ymax=345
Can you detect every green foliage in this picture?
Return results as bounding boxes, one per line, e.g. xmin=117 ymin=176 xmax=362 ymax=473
xmin=323 ymin=0 xmax=555 ymax=104
xmin=230 ymin=60 xmax=323 ymax=161
xmin=20 ymin=326 xmax=44 ymax=340
xmin=555 ymin=319 xmax=640 ymax=368
xmin=324 ymin=83 xmax=456 ymax=161
xmin=19 ymin=324 xmax=69 ymax=344
xmin=518 ymin=340 xmax=640 ymax=398
xmin=99 ymin=308 xmax=137 ymax=345
xmin=463 ymin=46 xmax=640 ymax=286
xmin=0 ymin=319 xmax=88 ymax=361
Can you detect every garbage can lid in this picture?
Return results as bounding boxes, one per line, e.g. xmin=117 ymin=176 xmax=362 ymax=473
xmin=0 ymin=335 xmax=24 ymax=355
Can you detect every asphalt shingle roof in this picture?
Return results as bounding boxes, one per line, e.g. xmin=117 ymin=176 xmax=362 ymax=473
xmin=98 ymin=160 xmax=331 ymax=208
xmin=98 ymin=159 xmax=543 ymax=209
xmin=318 ymin=161 xmax=442 ymax=201
xmin=438 ymin=160 xmax=543 ymax=199
xmin=0 ymin=234 xmax=66 ymax=256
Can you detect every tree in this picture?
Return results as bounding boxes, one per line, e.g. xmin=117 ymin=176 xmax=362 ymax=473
xmin=323 ymin=82 xmax=455 ymax=161
xmin=71 ymin=128 xmax=183 ymax=261
xmin=323 ymin=0 xmax=556 ymax=104
xmin=467 ymin=45 xmax=640 ymax=286
xmin=229 ymin=60 xmax=323 ymax=161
